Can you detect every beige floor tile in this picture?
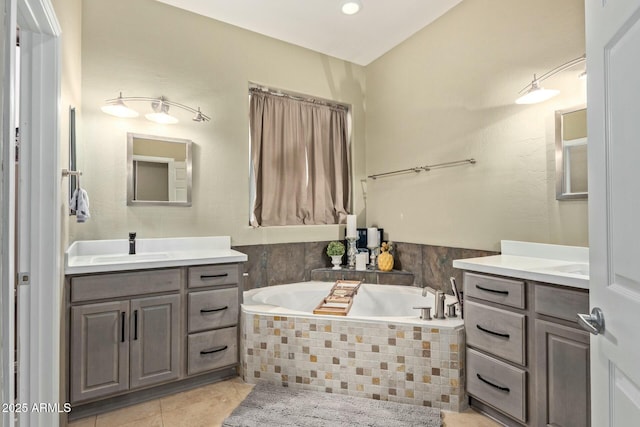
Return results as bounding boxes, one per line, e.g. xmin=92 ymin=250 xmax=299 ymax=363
xmin=95 ymin=400 xmax=161 ymax=427
xmin=160 ymin=382 xmax=232 ymax=413
xmin=88 ymin=378 xmax=501 ymax=427
xmin=161 ymin=399 xmax=231 ymax=427
xmin=68 ymin=416 xmax=96 ymax=427
xmin=443 ymin=408 xmax=502 ymax=427
xmin=105 ymin=414 xmax=163 ymax=427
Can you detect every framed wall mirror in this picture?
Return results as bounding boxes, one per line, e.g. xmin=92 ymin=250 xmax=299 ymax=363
xmin=127 ymin=133 xmax=193 ymax=206
xmin=555 ymin=105 xmax=587 ymax=200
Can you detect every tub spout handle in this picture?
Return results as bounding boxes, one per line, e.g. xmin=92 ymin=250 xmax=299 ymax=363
xmin=447 ymin=302 xmax=458 ymax=318
xmin=413 ymin=306 xmax=432 ymax=320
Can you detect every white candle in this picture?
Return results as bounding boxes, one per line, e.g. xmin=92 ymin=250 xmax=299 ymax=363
xmin=346 ymin=215 xmax=357 ymax=238
xmin=367 ymin=227 xmax=378 ymax=248
xmin=356 ymin=252 xmax=368 ymax=270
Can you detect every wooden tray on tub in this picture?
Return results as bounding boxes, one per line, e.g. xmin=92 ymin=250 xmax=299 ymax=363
xmin=313 ymin=280 xmax=362 ymax=316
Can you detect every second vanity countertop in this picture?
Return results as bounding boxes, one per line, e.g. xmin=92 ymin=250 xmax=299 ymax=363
xmin=65 ymin=236 xmax=248 ymax=275
xmin=452 ymin=240 xmax=589 ymax=290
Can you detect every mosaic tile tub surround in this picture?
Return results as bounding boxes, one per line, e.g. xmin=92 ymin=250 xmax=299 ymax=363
xmin=241 ymin=311 xmax=466 ymax=411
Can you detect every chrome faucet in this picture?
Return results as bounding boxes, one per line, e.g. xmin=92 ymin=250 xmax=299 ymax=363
xmin=434 ymin=290 xmax=446 ymax=319
xmin=129 ymin=232 xmax=136 ymax=255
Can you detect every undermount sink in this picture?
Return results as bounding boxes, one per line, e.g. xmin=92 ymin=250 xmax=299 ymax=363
xmin=539 ymin=263 xmax=590 ymax=277
xmin=65 ymin=236 xmax=248 ymax=274
xmin=91 ymin=253 xmax=169 ymax=263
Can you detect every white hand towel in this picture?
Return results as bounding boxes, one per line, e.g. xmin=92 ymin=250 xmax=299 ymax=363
xmin=70 ymin=188 xmax=90 ymax=223
xmin=69 ymin=188 xmax=78 ymax=214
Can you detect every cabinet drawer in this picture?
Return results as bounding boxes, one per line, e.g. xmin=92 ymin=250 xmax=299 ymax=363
xmin=464 ymin=272 xmax=525 ymax=309
xmin=535 ymin=284 xmax=589 ymax=324
xmin=188 ymin=265 xmax=238 ymax=289
xmin=466 ymin=300 xmax=526 ymax=365
xmin=71 ymin=269 xmax=181 ymax=302
xmin=467 ymin=348 xmax=527 ymax=423
xmin=188 ymin=288 xmax=239 ymax=333
xmin=187 ymin=326 xmax=238 ymax=375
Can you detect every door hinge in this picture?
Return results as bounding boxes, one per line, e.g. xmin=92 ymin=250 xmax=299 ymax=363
xmin=17 ymin=272 xmax=30 ymax=286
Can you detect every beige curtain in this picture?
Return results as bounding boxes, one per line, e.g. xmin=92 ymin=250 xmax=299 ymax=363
xmin=250 ymin=91 xmax=351 ymax=226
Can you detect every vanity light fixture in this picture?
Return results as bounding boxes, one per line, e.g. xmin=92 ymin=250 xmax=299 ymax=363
xmin=145 ymin=98 xmax=179 ymax=124
xmin=515 ymin=54 xmax=586 ymax=105
xmin=101 ymin=93 xmax=211 ymax=123
xmin=341 ymin=0 xmax=362 ymax=15
xmin=100 ymin=93 xmax=139 ymax=118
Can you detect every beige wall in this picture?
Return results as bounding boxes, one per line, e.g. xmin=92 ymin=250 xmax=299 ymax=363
xmin=53 ymin=0 xmax=82 ymax=252
xmin=71 ymin=0 xmax=587 ymax=252
xmin=72 ymin=0 xmax=366 ymax=246
xmin=365 ymin=0 xmax=587 ymax=251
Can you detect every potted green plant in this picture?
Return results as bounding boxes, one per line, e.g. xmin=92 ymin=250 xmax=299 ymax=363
xmin=326 ymin=241 xmax=346 ymax=270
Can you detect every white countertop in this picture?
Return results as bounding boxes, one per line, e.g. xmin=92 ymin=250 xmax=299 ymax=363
xmin=65 ymin=236 xmax=248 ymax=275
xmin=452 ymin=240 xmax=589 ymax=290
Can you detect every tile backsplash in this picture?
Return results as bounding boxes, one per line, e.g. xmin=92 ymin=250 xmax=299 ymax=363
xmin=232 ymin=242 xmax=497 ymax=293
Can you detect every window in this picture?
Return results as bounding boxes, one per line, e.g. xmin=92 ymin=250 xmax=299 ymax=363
xmin=249 ymin=87 xmax=352 ymax=226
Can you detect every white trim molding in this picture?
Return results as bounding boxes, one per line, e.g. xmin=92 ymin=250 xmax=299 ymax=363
xmin=11 ymin=0 xmax=62 ymax=426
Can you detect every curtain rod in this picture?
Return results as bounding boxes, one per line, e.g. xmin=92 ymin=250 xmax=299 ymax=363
xmin=249 ymin=85 xmax=349 ymax=111
xmin=368 ymin=158 xmax=476 ymax=180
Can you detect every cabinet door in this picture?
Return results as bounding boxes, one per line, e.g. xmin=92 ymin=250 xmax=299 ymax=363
xmin=70 ymin=301 xmax=129 ymax=403
xmin=535 ymin=319 xmax=590 ymax=427
xmin=130 ymin=294 xmax=181 ymax=389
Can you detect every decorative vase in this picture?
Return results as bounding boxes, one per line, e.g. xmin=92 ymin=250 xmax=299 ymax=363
xmin=377 ymin=242 xmax=394 ymax=272
xmin=331 ymin=255 xmax=343 ymax=270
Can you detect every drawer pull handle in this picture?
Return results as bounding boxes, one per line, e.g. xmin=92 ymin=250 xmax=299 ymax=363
xmin=475 ymin=284 xmax=509 ymax=295
xmin=477 ymin=374 xmax=510 ymax=393
xmin=201 ymin=306 xmax=228 ymax=314
xmin=121 ymin=312 xmax=125 ymax=343
xmin=200 ymin=345 xmax=228 ymax=355
xmin=200 ymin=273 xmax=228 ymax=280
xmin=476 ymin=324 xmax=510 ymax=339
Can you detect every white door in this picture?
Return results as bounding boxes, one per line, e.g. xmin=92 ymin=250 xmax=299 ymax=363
xmin=586 ymin=0 xmax=640 ymax=425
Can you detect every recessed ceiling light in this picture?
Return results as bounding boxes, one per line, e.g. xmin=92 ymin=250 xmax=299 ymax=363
xmin=341 ymin=0 xmax=362 ymax=15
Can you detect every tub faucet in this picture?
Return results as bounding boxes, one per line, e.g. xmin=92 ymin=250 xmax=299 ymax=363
xmin=434 ymin=290 xmax=446 ymax=319
xmin=129 ymin=232 xmax=136 ymax=255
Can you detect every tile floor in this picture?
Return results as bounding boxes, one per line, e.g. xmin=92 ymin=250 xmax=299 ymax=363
xmin=68 ymin=377 xmax=501 ymax=427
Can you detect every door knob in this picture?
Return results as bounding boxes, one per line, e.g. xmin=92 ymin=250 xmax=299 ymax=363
xmin=577 ymin=307 xmax=605 ymax=335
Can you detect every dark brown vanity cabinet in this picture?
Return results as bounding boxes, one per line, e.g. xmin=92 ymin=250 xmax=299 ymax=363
xmin=462 ymin=271 xmax=590 ymax=427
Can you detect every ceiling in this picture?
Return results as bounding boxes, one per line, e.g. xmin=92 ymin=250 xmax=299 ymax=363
xmin=154 ymin=0 xmax=463 ymax=66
